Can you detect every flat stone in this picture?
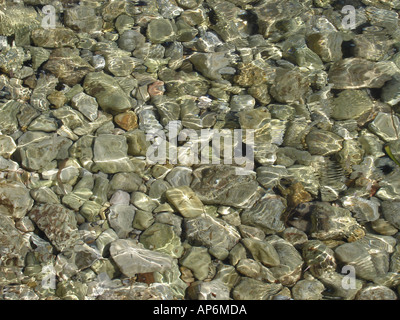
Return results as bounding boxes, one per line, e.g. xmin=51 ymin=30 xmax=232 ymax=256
xmin=80 ymin=201 xmax=102 ymax=222
xmin=331 ymin=90 xmax=374 ymax=120
xmin=109 ymin=239 xmax=174 ymax=277
xmin=236 ymin=258 xmax=276 ymax=282
xmin=317 ymin=271 xmax=363 ymax=300
xmin=382 ymin=201 xmax=400 ymax=229
xmin=179 ymin=246 xmax=211 ymax=281
xmin=43 ymin=48 xmax=94 ymax=86
xmin=191 ymin=165 xmax=260 ymax=209
xmin=292 ymin=279 xmax=325 ymax=300
xmin=165 ymin=167 xmax=193 ymax=188
xmin=83 ymin=72 xmax=132 ymax=115
xmin=208 ymin=246 xmax=229 ymax=260
xmin=270 ymin=68 xmax=310 ymax=104
xmin=0 ymin=135 xmax=16 ymax=158
xmin=165 ymin=186 xmax=204 ymax=218
xmin=241 ymin=195 xmax=286 ymax=234
xmin=16 ymin=132 xmax=71 ymax=171
xmin=31 ymin=27 xmax=78 ymax=48
xmin=27 ymin=114 xmax=58 ymax=132
xmin=105 ymin=55 xmax=137 ymax=77
xmin=230 ymin=94 xmax=255 ymax=113
xmin=266 ymin=235 xmax=304 ymax=286
xmin=328 ymin=58 xmax=395 ymax=89
xmin=114 ymin=111 xmax=138 ymax=131
xmin=189 ymin=52 xmax=230 ymax=81
xmin=187 ymin=280 xmax=230 ymax=300
xmin=146 ymin=19 xmax=177 ymax=44
xmin=29 ymin=204 xmax=81 ymax=252
xmin=125 ymin=129 xmax=150 ymax=157
xmin=71 ymin=92 xmax=99 ymax=122
xmin=241 ymin=238 xmax=280 ymax=267
xmin=30 ymin=187 xmax=60 ymax=204
xmin=306 ymin=129 xmax=343 ymax=156
xmin=109 ymin=172 xmax=142 ymax=193
xmin=64 ymin=4 xmax=103 ymax=34
xmin=356 ymin=285 xmax=398 ymax=300
xmin=110 ymin=190 xmax=131 ymax=206
xmin=368 ymin=112 xmax=400 ymax=142
xmin=154 ymin=211 xmax=183 ymax=237
xmin=336 ymin=234 xmax=395 ymax=284
xmin=131 ymin=192 xmax=158 ymax=212
xmin=107 ymin=204 xmax=135 ymax=238
xmin=140 ymin=222 xmax=184 ymax=258
xmin=184 ymin=213 xmax=241 ymax=251
xmin=132 ymin=210 xmax=155 ymax=231
xmin=232 ymin=278 xmax=282 ymax=300
xmin=93 ymin=134 xmax=134 ymax=174
xmin=307 ymin=32 xmax=343 ymax=62
xmin=0 ymin=181 xmax=33 ymax=220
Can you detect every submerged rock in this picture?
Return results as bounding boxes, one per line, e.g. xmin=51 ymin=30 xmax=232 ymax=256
xmin=29 ymin=204 xmax=81 ymax=252
xmin=109 ymin=239 xmax=174 ymax=277
xmin=43 ymin=48 xmax=94 ymax=86
xmin=83 ymin=72 xmax=132 ymax=115
xmin=93 ymin=134 xmax=134 ymax=174
xmin=328 ymin=58 xmax=395 ymax=89
xmin=0 ymin=181 xmax=33 ymax=219
xmin=184 ymin=213 xmax=241 ymax=251
xmin=165 ymin=186 xmax=204 ymax=218
xmin=191 ymin=165 xmax=259 ymax=209
xmin=232 ymin=278 xmax=282 ymax=300
xmin=2 ymin=0 xmax=400 ymax=301
xmin=140 ymin=222 xmax=184 ymax=258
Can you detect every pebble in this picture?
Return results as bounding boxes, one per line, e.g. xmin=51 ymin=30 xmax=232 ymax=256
xmin=2 ymin=0 xmax=400 ymax=301
xmin=109 ymin=239 xmax=174 ymax=277
xmin=0 ymin=180 xmax=33 ymax=219
xmin=165 ymin=186 xmax=204 ymax=218
xmin=179 ymin=246 xmax=212 ymax=281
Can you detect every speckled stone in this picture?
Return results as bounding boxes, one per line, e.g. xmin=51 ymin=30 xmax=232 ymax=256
xmin=0 ymin=181 xmax=33 ymax=219
xmin=29 ymin=204 xmax=81 ymax=252
xmin=114 ymin=111 xmax=138 ymax=131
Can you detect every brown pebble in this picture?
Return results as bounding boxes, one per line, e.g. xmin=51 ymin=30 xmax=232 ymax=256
xmin=114 ymin=110 xmax=138 ymax=131
xmin=47 ymin=90 xmax=67 ymax=109
xmin=136 ymin=272 xmax=155 ymax=285
xmin=23 ymin=75 xmax=37 ymax=89
xmin=286 ymin=182 xmax=312 ymax=208
xmin=148 ymin=80 xmax=165 ymax=97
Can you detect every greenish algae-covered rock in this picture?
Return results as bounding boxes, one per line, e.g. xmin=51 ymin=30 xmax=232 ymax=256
xmin=140 ymin=222 xmax=184 ymax=258
xmin=83 ymin=72 xmax=132 ymax=115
